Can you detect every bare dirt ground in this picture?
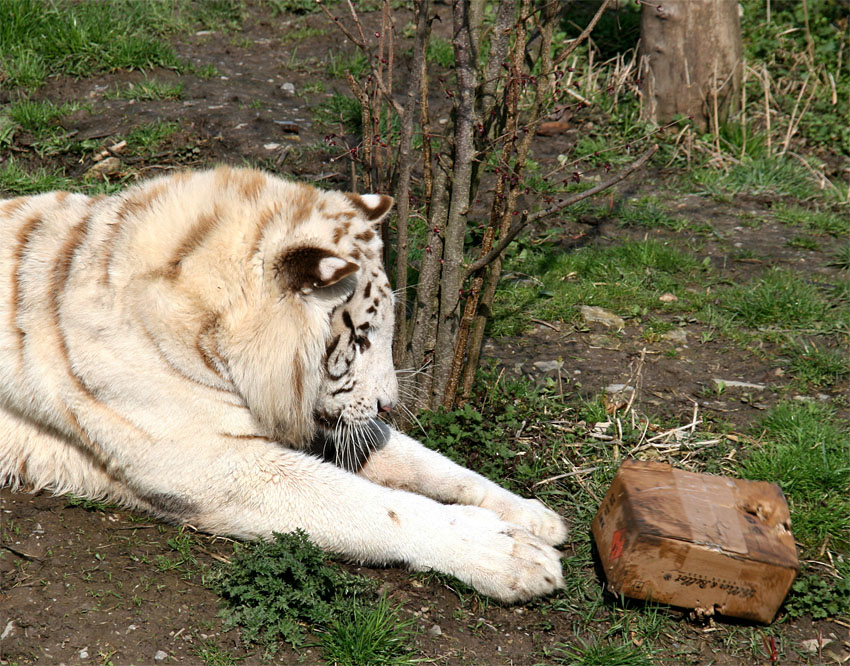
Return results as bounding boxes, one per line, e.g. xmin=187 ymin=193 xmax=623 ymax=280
xmin=1 ymin=3 xmax=849 ymax=665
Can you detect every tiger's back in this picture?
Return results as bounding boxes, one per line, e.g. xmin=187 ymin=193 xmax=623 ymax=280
xmin=0 ymin=167 xmax=395 ymax=519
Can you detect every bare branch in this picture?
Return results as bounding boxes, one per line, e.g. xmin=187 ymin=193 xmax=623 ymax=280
xmin=465 ymin=145 xmax=659 ymax=278
xmin=553 ymin=0 xmax=613 ymax=68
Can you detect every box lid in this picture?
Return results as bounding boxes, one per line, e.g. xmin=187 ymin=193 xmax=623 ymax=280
xmin=616 ymin=460 xmax=798 ymax=570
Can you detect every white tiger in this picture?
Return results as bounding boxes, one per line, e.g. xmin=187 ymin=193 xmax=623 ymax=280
xmin=0 ymin=167 xmax=567 ymax=602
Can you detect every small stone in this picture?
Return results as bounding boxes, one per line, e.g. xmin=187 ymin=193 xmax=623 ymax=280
xmin=661 ymin=328 xmax=688 ymax=344
xmin=154 ymin=650 xmax=168 ymax=661
xmin=427 ymin=624 xmax=442 ymax=637
xmin=605 ymin=384 xmax=634 ymax=395
xmin=280 ymin=82 xmax=296 ymax=95
xmin=533 ymin=360 xmax=561 ymax=373
xmin=714 ymin=378 xmax=766 ymax=391
xmin=801 ymin=637 xmax=832 ymax=653
xmin=83 ymin=156 xmax=121 ymax=179
xmin=659 ymin=292 xmax=678 ymax=303
xmin=580 ymin=305 xmax=625 ymax=329
xmin=263 ymin=142 xmax=281 ymax=150
xmin=79 ymin=649 xmax=89 ymax=659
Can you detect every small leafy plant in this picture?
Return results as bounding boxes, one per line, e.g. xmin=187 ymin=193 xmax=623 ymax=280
xmin=784 ymin=568 xmax=850 ymax=620
xmin=211 ymin=530 xmax=375 ymax=652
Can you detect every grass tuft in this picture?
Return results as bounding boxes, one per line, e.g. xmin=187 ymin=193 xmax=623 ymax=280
xmin=719 ymin=268 xmax=831 ymax=330
xmin=550 ymin=638 xmax=655 ymax=665
xmin=319 ymin=595 xmax=418 ymax=666
xmin=736 ymin=402 xmax=850 ymax=551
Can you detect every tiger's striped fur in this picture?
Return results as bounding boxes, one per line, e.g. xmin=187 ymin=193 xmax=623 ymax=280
xmin=0 ymin=167 xmax=567 ymax=602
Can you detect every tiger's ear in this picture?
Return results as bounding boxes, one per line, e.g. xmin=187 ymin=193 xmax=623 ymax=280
xmin=345 ymin=193 xmax=394 ymax=222
xmin=275 ymin=247 xmax=359 ymax=292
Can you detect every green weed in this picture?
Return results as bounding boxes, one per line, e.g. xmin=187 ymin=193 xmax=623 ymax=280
xmin=418 ymin=373 xmax=572 ymax=497
xmin=106 ymin=80 xmax=184 ymax=101
xmin=323 ymin=50 xmax=369 ymax=79
xmin=262 ymin=0 xmax=337 ymax=14
xmin=775 ymin=205 xmax=849 ymax=238
xmin=784 ymin=564 xmax=850 ymax=620
xmin=426 ymin=37 xmax=454 ymax=68
xmin=194 ymin=642 xmax=238 ymax=666
xmin=319 ymin=595 xmax=417 ymax=666
xmin=719 ymin=268 xmax=832 ymax=330
xmin=736 ymin=402 xmax=850 ymax=551
xmin=315 ymin=93 xmax=362 ymax=133
xmin=211 ymin=530 xmax=374 ymax=652
xmin=549 ymin=638 xmax=655 ymax=666
xmin=65 ymin=496 xmax=118 ymax=512
xmin=787 ymin=343 xmax=850 ymax=387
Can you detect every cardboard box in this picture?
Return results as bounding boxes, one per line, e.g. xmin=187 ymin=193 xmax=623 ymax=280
xmin=592 ymin=459 xmax=798 ymax=623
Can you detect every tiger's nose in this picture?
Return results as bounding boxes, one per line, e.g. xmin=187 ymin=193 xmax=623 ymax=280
xmin=378 ymin=399 xmax=395 ymax=413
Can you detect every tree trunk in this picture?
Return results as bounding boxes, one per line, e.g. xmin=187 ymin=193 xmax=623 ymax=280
xmin=639 ymin=0 xmax=743 ymax=132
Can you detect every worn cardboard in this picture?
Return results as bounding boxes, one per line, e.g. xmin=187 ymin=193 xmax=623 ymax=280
xmin=592 ymin=459 xmax=798 ymax=623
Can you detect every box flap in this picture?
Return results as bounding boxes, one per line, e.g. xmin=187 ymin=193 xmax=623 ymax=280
xmin=618 ymin=460 xmax=798 ymax=570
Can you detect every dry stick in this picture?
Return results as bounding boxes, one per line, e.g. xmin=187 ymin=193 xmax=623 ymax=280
xmin=447 ymin=0 xmax=530 ymax=407
xmin=465 ymin=145 xmax=658 ymax=278
xmin=317 ymin=1 xmax=404 ymax=116
xmin=763 ymin=64 xmax=772 ymax=155
xmin=431 ymin=0 xmax=480 ymax=407
xmin=740 ymin=61 xmax=748 ymax=160
xmin=461 ymin=15 xmax=555 ymax=400
xmin=346 ymin=73 xmax=372 ymax=191
xmin=780 ymin=72 xmax=813 ymax=156
xmin=391 ymin=0 xmax=430 ymax=367
xmin=553 ymin=0 xmax=612 ymax=68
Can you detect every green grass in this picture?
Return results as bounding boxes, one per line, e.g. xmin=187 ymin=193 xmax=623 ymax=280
xmin=106 ymin=79 xmax=185 ymax=101
xmin=315 ymin=93 xmax=362 ymax=134
xmin=736 ymin=402 xmax=850 ymax=551
xmin=6 ymin=99 xmax=79 ymax=134
xmin=548 ymin=638 xmax=656 ymax=666
xmin=123 ymin=120 xmax=179 ymax=155
xmin=323 ymin=50 xmax=369 ymax=79
xmin=426 ymin=37 xmax=454 ymax=68
xmin=787 ymin=343 xmax=850 ymax=387
xmin=0 ymin=159 xmax=76 ymax=195
xmin=718 ymin=268 xmax=835 ymax=330
xmin=491 ymin=238 xmax=708 ymax=336
xmin=689 ymin=155 xmax=823 ymax=200
xmin=774 ymin=205 xmax=849 ymax=238
xmin=830 ymin=244 xmax=850 ymax=270
xmin=319 ymin=596 xmax=418 ymax=666
xmin=616 ymin=196 xmax=707 ymax=232
xmin=0 ymin=0 xmax=181 ymax=89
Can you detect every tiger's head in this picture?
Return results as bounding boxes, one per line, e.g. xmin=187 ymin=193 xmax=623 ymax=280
xmin=132 ymin=169 xmax=399 ymax=468
xmin=229 ymin=175 xmax=399 ymax=467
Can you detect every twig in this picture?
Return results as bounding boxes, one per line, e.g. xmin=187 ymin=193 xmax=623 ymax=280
xmin=465 ymin=145 xmax=658 ymax=277
xmin=533 ymin=466 xmax=599 ymax=488
xmin=553 ymin=0 xmax=612 ymax=68
xmin=646 ymin=420 xmax=703 ymax=443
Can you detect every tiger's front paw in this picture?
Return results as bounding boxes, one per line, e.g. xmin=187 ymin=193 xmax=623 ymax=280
xmin=440 ymin=506 xmax=565 ymax=603
xmin=480 ymin=492 xmax=569 ymax=546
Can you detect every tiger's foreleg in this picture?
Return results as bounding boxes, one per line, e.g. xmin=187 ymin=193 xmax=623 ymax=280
xmin=357 ymin=428 xmax=569 ymax=546
xmin=170 ymin=442 xmax=565 ymax=603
